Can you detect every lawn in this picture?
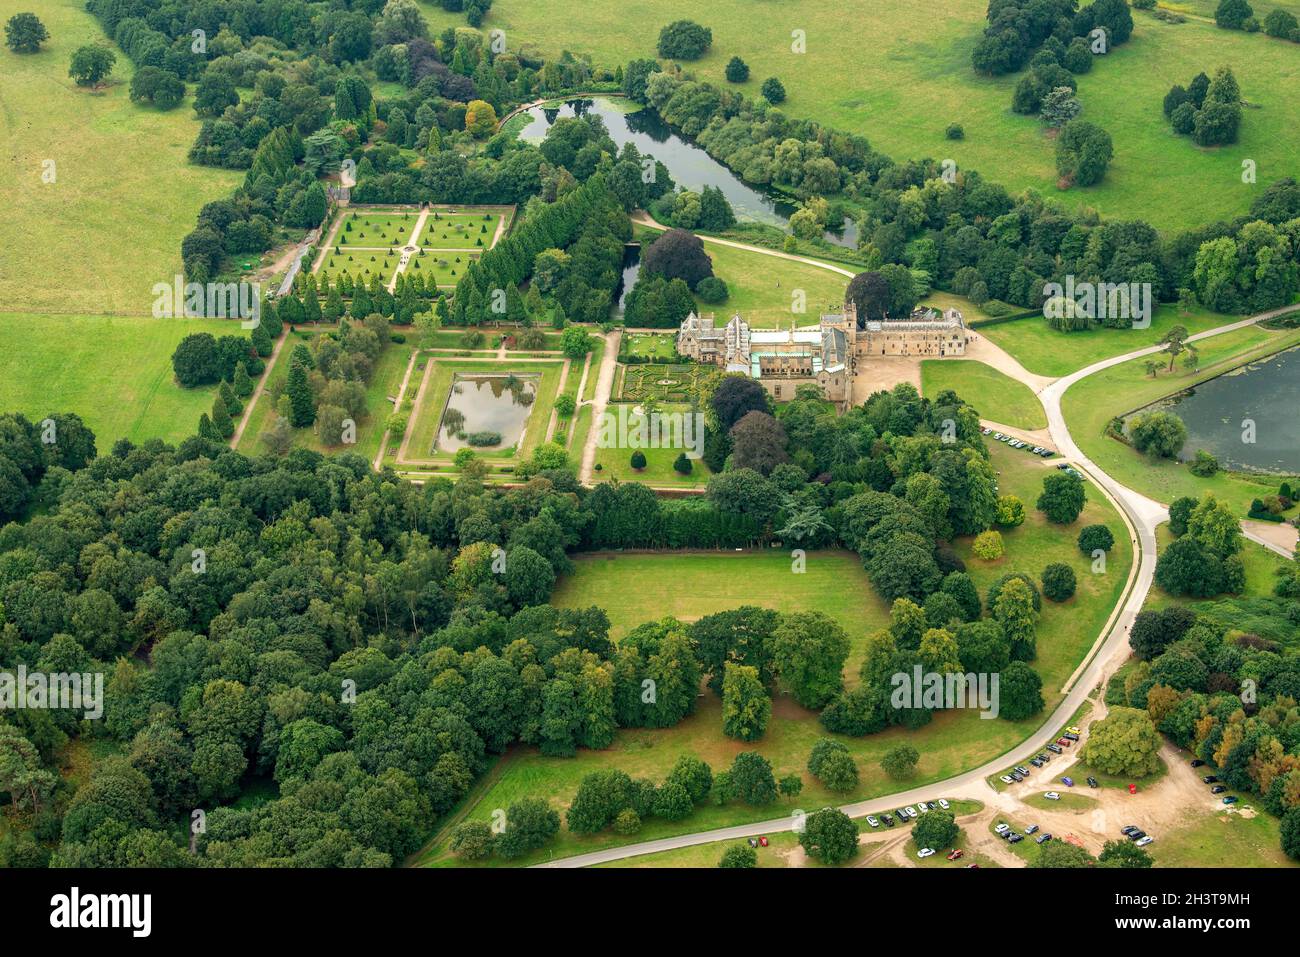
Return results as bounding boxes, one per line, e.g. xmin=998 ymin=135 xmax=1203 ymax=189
xmin=620 ymin=332 xmax=678 ymax=360
xmin=690 ymin=240 xmax=849 ymax=328
xmin=421 ymin=0 xmax=1300 ymax=232
xmin=417 ymin=212 xmax=501 ymax=249
xmin=0 ymin=313 xmax=251 ymax=445
xmin=592 ymin=404 xmax=713 ymax=489
xmin=1061 ymin=323 xmax=1300 ymax=513
xmin=920 ymin=360 xmax=1047 ymax=430
xmin=334 ymin=212 xmax=421 ymax=247
xmin=981 ymin=302 xmax=1237 ymax=379
xmin=409 ymin=250 xmax=480 ymax=287
xmin=315 ymin=250 xmax=403 ymax=287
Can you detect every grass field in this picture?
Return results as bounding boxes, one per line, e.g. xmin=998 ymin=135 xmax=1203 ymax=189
xmin=1152 ymin=806 xmax=1297 ymax=868
xmin=0 ymin=0 xmax=242 ymax=315
xmin=592 ymin=404 xmax=713 ymax=489
xmin=920 ymin=360 xmax=1047 ymax=430
xmin=0 ymin=313 xmax=251 ymax=445
xmin=422 ymin=0 xmax=1300 ymax=232
xmin=1061 ymin=323 xmax=1300 ymax=513
xmin=620 ymin=332 xmax=678 ymax=360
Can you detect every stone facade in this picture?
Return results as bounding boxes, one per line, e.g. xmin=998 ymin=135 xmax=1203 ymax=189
xmin=676 ymin=301 xmax=967 ymax=405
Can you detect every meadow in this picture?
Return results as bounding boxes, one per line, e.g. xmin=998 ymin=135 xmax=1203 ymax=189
xmin=421 ymin=0 xmax=1300 ymax=232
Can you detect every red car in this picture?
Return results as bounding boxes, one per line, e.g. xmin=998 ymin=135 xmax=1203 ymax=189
xmin=947 ymin=849 xmax=964 ymax=861
xmin=758 ymin=836 xmax=769 ymax=847
xmin=1057 ymin=738 xmax=1072 ymax=747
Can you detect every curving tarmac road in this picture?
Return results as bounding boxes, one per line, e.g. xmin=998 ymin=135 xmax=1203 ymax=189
xmin=534 ymin=305 xmax=1296 ymax=868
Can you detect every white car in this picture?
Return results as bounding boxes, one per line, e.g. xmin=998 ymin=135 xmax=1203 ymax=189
xmin=1000 ymin=775 xmax=1014 ymax=784
xmin=917 ymin=803 xmax=929 ymax=814
xmin=1045 ymin=791 xmax=1061 ymax=801
xmin=1135 ymin=835 xmax=1154 ymax=847
xmin=994 ymin=823 xmax=1010 ymax=834
xmin=866 ymin=816 xmax=880 ymax=828
xmin=917 ymin=847 xmax=936 ymax=859
xmin=938 ymin=798 xmax=950 ymax=810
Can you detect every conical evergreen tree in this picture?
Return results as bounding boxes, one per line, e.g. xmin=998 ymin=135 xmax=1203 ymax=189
xmin=287 ymin=360 xmax=315 ymax=427
xmin=233 ymin=361 xmax=254 ymax=398
xmin=219 ymin=379 xmax=241 ymax=416
xmin=197 ymin=412 xmax=220 ymax=443
xmin=211 ymin=394 xmax=235 ymax=439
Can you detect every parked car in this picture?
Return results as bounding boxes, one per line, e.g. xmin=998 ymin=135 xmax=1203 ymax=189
xmin=1056 ymin=463 xmax=1070 ymax=470
xmin=917 ymin=803 xmax=930 ymax=814
xmin=1223 ymin=796 xmax=1239 ymax=805
xmin=1010 ymin=771 xmax=1024 ymax=782
xmin=1087 ymin=777 xmax=1099 ymax=788
xmin=917 ymin=847 xmax=935 ymax=859
xmin=1047 ymin=744 xmax=1063 ymax=754
xmin=938 ymin=799 xmax=950 ymax=810
xmin=1203 ymin=775 xmax=1219 ymax=784
xmin=1066 ymin=726 xmax=1080 ymax=735
xmin=1136 ymin=835 xmax=1154 ymax=847
xmin=867 ymin=816 xmax=880 ymax=828
xmin=1035 ymin=833 xmax=1052 ymax=845
xmin=1037 ymin=753 xmax=1049 ymax=762
xmin=1190 ymin=759 xmax=1205 ymax=768
xmin=1056 ymin=737 xmax=1072 ymax=747
xmin=1062 ymin=777 xmax=1074 ymax=787
xmin=981 ymin=427 xmax=992 ymax=435
xmin=747 ymin=837 xmax=759 ymax=848
xmin=1040 ymin=449 xmax=1054 ymax=458
xmin=905 ymin=806 xmax=918 ymax=818
xmin=1127 ymin=830 xmax=1147 ymax=842
xmin=1063 ymin=732 xmax=1080 ymax=742
xmin=947 ymin=849 xmax=964 ymax=860
xmin=1014 ymin=766 xmax=1030 ymax=776
xmin=1030 ymin=757 xmax=1043 ymax=768
xmin=1045 ymin=791 xmax=1061 ymax=801
xmin=897 ymin=809 xmax=909 ymax=821
xmin=1025 ymin=824 xmax=1039 ymax=834
xmin=1008 ymin=833 xmax=1024 ymax=844
xmin=1000 ymin=775 xmax=1014 ymax=784
xmin=881 ymin=814 xmax=894 ymax=827
xmin=1211 ymin=785 xmax=1227 ymax=795
xmin=994 ymin=823 xmax=1010 ymax=834
xmin=1120 ymin=826 xmax=1139 ymax=836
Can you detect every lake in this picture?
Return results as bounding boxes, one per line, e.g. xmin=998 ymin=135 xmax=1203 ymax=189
xmin=1137 ymin=347 xmax=1300 ymax=474
xmin=515 ymin=97 xmax=858 ymax=248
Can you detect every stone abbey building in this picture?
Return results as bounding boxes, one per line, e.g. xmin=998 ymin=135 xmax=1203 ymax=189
xmin=676 ymin=301 xmax=967 ymax=405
